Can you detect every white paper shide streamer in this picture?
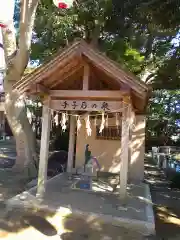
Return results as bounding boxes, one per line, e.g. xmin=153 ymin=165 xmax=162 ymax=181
xmin=61 ymin=113 xmax=67 ymax=132
xmin=54 ymin=113 xmax=59 ymax=126
xmin=105 ymin=114 xmax=108 ymax=127
xmin=115 ymin=113 xmax=120 ymax=128
xmin=99 ymin=113 xmax=105 ymax=133
xmin=85 ymin=115 xmax=92 ymax=136
xmin=27 ymin=108 xmax=33 ymax=124
xmin=94 ymin=116 xmax=97 ymax=127
xmin=115 ymin=112 xmax=121 ymax=134
xmin=77 ymin=116 xmax=82 ymax=133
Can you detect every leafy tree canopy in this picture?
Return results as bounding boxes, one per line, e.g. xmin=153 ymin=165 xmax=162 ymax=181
xmin=14 ymin=0 xmax=180 ymax=146
xmin=24 ymin=0 xmax=179 ymax=90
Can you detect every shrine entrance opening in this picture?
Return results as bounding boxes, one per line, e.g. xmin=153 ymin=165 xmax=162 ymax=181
xmin=13 ymin=40 xmax=151 ymax=201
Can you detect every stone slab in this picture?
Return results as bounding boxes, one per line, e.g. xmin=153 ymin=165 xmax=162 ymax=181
xmin=7 ymin=173 xmax=155 ymax=235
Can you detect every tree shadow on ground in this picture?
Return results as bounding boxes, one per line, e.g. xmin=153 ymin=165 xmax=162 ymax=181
xmin=145 ymin=157 xmax=180 ymax=239
xmin=0 ymin=207 xmax=57 ymax=238
xmin=60 ymin=214 xmax=147 ymax=240
xmin=0 ymin=208 xmax=150 ymax=240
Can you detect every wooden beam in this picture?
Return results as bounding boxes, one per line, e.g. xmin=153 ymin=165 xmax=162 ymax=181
xmin=30 ymin=84 xmax=49 ymax=94
xmin=83 ymin=63 xmax=90 ymax=90
xmin=49 ymin=62 xmax=83 ymax=89
xmin=120 ymin=83 xmax=131 ymax=91
xmin=50 ymin=99 xmax=123 ymax=112
xmin=50 ymin=90 xmax=129 ymax=100
xmin=14 ymin=42 xmax=81 ymax=93
xmin=82 ymin=49 xmax=147 ymax=98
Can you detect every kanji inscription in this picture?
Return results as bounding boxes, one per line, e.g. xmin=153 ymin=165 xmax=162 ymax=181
xmin=51 ymin=100 xmax=122 ymax=112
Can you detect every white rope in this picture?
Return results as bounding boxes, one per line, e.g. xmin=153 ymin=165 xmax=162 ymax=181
xmin=46 ymin=104 xmax=130 ymax=117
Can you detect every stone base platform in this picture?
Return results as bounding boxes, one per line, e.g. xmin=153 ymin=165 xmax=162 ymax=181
xmin=6 ymin=173 xmax=155 ymax=236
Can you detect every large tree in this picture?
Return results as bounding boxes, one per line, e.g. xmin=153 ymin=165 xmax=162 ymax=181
xmin=2 ymin=0 xmax=39 ymax=169
xmin=32 ymin=0 xmax=179 ymax=87
xmin=2 ymin=0 xmax=180 ymax=171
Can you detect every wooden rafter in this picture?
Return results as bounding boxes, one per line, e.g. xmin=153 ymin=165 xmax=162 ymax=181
xmin=30 ymin=84 xmax=49 ymax=95
xmin=50 ymin=63 xmax=83 ymax=89
xmin=13 ymin=40 xmax=151 ymax=113
xmin=81 ymin=53 xmax=147 ymax=99
xmin=80 ymin=41 xmax=149 ymax=92
xmin=14 ymin=41 xmax=81 ymax=89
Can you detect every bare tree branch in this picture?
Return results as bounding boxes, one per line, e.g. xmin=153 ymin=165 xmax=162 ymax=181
xmin=14 ymin=0 xmax=39 ymax=77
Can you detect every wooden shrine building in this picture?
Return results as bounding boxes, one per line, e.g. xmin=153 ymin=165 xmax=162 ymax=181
xmin=14 ymin=40 xmax=151 ymax=200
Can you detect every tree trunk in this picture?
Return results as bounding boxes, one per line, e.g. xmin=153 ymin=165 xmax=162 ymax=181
xmin=1 ymin=0 xmax=39 ymax=173
xmin=4 ymin=81 xmax=37 ymax=172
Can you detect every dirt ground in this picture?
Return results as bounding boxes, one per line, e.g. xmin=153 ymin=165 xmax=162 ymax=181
xmin=0 ymin=207 xmax=150 ymax=240
xmin=145 ymin=158 xmax=180 ymax=240
xmin=1 ymin=154 xmax=180 ymax=239
xmin=0 ymin=171 xmax=149 ymax=240
xmin=0 ymin=143 xmax=148 ymax=239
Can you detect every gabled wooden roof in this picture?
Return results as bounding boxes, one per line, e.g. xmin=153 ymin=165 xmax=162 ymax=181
xmin=13 ymin=40 xmax=151 ymax=111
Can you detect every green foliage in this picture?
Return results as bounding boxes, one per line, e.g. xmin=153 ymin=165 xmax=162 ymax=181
xmin=146 ymin=90 xmax=180 ymax=147
xmin=24 ymin=0 xmax=180 ymax=146
xmin=29 ymin=0 xmax=179 ymax=90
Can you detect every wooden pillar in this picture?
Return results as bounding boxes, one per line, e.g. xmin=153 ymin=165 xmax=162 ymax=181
xmin=119 ymin=102 xmax=130 ymax=200
xmin=129 ymin=115 xmax=146 ymax=182
xmin=67 ymin=115 xmax=76 ymax=173
xmin=36 ymin=102 xmax=51 ymax=199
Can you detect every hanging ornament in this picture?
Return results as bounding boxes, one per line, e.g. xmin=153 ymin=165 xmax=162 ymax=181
xmin=99 ymin=113 xmax=105 ymax=133
xmin=27 ymin=109 xmax=33 ymax=124
xmin=85 ymin=115 xmax=92 ymax=136
xmin=54 ymin=112 xmax=59 ymax=126
xmin=116 ymin=113 xmax=120 ymax=127
xmin=65 ymin=112 xmax=68 ymax=121
xmin=77 ymin=116 xmax=82 ymax=133
xmin=37 ymin=126 xmax=40 ymax=136
xmin=94 ymin=116 xmax=97 ymax=126
xmin=53 ymin=0 xmax=74 ymax=9
xmin=61 ymin=113 xmax=67 ymax=132
xmin=0 ymin=23 xmax=6 ymax=28
xmin=32 ymin=122 xmax=36 ymax=132
xmin=50 ymin=110 xmax=54 ymax=130
xmin=131 ymin=110 xmax=136 ymax=130
xmin=105 ymin=114 xmax=108 ymax=128
xmin=116 ymin=113 xmax=120 ymax=134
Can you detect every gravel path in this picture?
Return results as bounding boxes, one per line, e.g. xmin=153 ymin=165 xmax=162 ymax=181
xmin=145 ymin=157 xmax=180 ymax=240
